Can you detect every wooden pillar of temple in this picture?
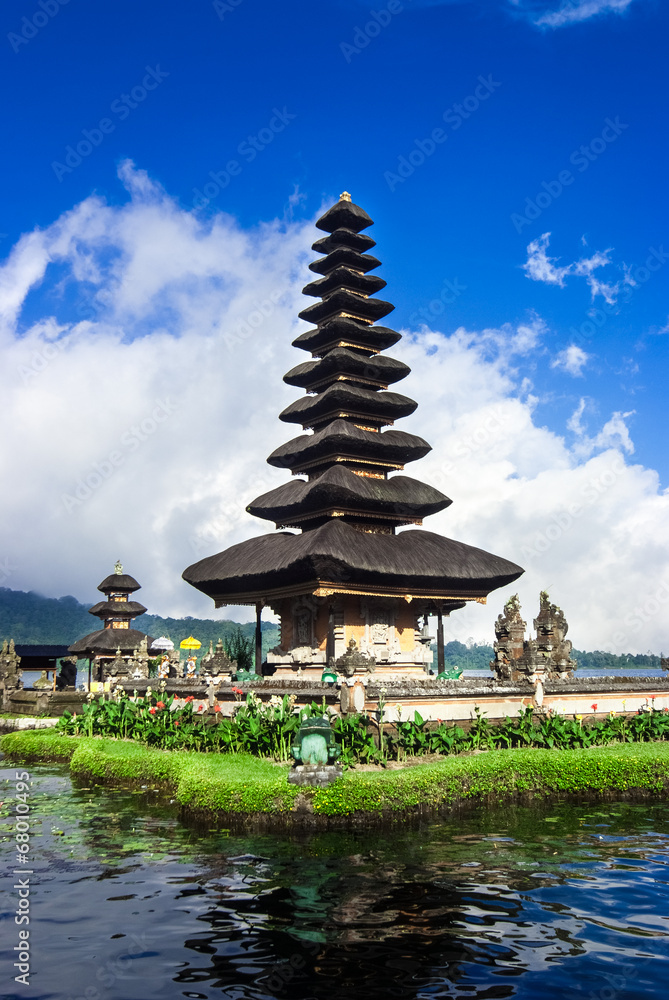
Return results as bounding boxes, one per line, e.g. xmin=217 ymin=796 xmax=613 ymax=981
xmin=437 ymin=610 xmax=445 ymax=675
xmin=326 ymin=604 xmax=335 ymax=666
xmin=255 ymin=601 xmax=263 ymax=674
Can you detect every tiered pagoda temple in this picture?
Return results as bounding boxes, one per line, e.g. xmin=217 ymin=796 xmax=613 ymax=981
xmin=69 ymin=561 xmax=154 ymax=678
xmin=183 ymin=194 xmax=523 ymax=680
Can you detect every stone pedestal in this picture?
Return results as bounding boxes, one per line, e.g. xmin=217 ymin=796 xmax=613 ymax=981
xmin=287 ymin=764 xmax=343 ymax=788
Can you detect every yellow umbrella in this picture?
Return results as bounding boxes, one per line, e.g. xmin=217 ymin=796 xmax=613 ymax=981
xmin=180 ymin=636 xmax=201 ymax=651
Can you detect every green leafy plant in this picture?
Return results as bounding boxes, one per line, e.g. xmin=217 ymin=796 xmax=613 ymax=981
xmin=222 ymin=628 xmax=254 ymax=672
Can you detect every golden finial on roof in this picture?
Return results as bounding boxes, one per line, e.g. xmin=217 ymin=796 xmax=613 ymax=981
xmin=339 ymin=191 xmax=351 ymax=202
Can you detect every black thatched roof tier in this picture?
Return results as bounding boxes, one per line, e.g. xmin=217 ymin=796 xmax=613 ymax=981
xmin=247 ymin=466 xmax=452 ymax=527
xmin=308 ymin=247 xmax=381 ymax=276
xmin=315 ymin=197 xmax=373 ymax=234
xmin=88 ymin=600 xmax=148 ymax=619
xmin=279 ymin=383 xmax=417 ymax=429
xmin=284 ymin=349 xmax=411 ymax=391
xmin=298 ymin=289 xmax=394 ymax=327
xmin=302 ymin=268 xmax=387 ymax=299
xmin=97 ymin=573 xmax=141 ymax=594
xmin=15 ymin=645 xmax=70 ymax=657
xmin=267 ymin=419 xmax=431 ymax=473
xmin=68 ymin=628 xmax=155 ymax=656
xmin=312 ymin=228 xmax=376 ymax=255
xmin=183 ymin=521 xmax=523 ymax=604
xmin=292 ymin=318 xmax=401 ymax=356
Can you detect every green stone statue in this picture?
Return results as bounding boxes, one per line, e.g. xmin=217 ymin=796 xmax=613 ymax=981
xmin=291 ymin=716 xmax=339 ymax=765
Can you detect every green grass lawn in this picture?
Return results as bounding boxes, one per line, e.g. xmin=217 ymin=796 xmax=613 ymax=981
xmin=3 ymin=730 xmax=668 ymax=824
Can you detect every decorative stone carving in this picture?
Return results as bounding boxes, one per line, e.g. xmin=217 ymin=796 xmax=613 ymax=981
xmin=490 ymin=594 xmax=527 ymax=681
xmin=56 ymin=657 xmax=78 ymax=690
xmin=334 ymin=638 xmax=376 ymax=678
xmin=533 ymin=590 xmax=576 ymax=680
xmin=0 ymin=639 xmax=22 ymax=705
xmin=108 ymin=647 xmax=130 ymax=678
xmin=200 ymin=639 xmax=236 ymax=676
xmin=490 ymin=592 xmax=576 ymax=683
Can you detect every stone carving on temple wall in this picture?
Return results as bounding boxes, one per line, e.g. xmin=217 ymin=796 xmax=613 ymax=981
xmin=334 ymin=638 xmax=376 ymax=678
xmin=124 ymin=636 xmax=151 ymax=680
xmin=200 ymin=639 xmax=236 ymax=677
xmin=108 ymin=648 xmax=130 ymax=679
xmin=294 ymin=603 xmax=314 ymax=646
xmin=359 ymin=601 xmax=400 ymax=662
xmin=490 ymin=591 xmax=576 ymax=682
xmin=0 ymin=639 xmax=22 ymax=705
xmin=266 ymin=597 xmax=327 ymax=667
xmin=533 ymin=590 xmax=576 ymax=680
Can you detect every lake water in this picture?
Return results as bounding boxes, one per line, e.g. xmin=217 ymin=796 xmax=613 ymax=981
xmin=463 ymin=668 xmax=666 ymax=679
xmin=2 ymin=764 xmax=668 ymax=999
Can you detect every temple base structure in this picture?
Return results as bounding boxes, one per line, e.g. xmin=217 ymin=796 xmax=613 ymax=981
xmin=265 ymin=593 xmax=434 ymax=680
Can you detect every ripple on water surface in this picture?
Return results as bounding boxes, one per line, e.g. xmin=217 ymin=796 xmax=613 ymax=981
xmin=1 ymin=765 xmax=669 ymax=999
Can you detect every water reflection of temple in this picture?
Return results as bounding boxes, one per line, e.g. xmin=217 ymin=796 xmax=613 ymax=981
xmin=171 ymin=844 xmax=588 ymax=999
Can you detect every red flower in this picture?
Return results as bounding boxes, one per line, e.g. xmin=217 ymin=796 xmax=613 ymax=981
xmin=185 ymin=695 xmax=194 ymax=703
xmin=197 ymin=704 xmax=205 ymax=712
xmin=149 ymin=707 xmax=156 ymax=715
xmin=591 ymin=703 xmax=598 ymax=712
xmin=214 ymin=704 xmax=222 ymax=713
xmin=174 ymin=720 xmax=180 ymax=727
xmin=156 ymin=701 xmax=165 ymax=709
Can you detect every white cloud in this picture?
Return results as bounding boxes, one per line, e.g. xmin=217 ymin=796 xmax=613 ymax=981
xmin=1 ymin=162 xmax=667 ymax=653
xmin=566 ymin=397 xmax=635 ymax=456
xmin=523 ymin=232 xmax=624 ymax=303
xmin=552 ymin=344 xmax=591 ymax=376
xmin=531 ymin=0 xmax=636 ymax=29
xmin=406 ymin=0 xmax=640 ymax=30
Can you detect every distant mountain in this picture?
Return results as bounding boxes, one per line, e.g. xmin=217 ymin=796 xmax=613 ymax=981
xmin=1 ymin=587 xmax=661 ymax=669
xmin=430 ymin=639 xmax=662 ymax=671
xmin=0 ymin=587 xmax=279 ymax=658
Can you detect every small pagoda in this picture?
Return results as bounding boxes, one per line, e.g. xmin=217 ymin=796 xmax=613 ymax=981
xmin=69 ymin=561 xmax=154 ymax=681
xmin=183 ymin=194 xmax=523 ymax=680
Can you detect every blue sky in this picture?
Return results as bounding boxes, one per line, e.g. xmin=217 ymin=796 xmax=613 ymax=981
xmin=1 ymin=0 xmax=667 ymax=651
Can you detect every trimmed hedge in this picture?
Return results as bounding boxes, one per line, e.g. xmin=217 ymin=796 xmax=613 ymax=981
xmin=3 ymin=730 xmax=669 ymax=824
